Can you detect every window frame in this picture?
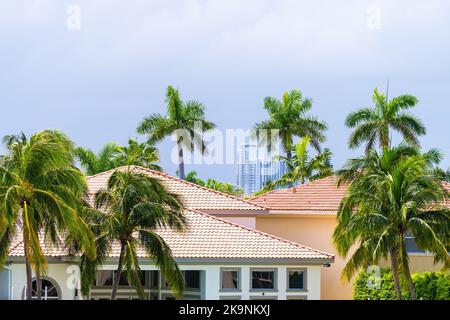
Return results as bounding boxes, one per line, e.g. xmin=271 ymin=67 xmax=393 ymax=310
xmin=220 ymin=268 xmax=242 ymax=292
xmin=249 ymin=268 xmax=278 ymax=292
xmin=286 ymin=268 xmax=308 ymax=292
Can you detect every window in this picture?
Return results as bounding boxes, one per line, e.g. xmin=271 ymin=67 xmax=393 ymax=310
xmin=287 ymin=269 xmax=306 ymax=290
xmin=149 ymin=271 xmax=159 ymax=288
xmin=251 ymin=269 xmax=276 ymax=290
xmin=95 ymin=271 xmax=114 ymax=287
xmin=162 ymin=271 xmax=201 ymax=290
xmin=184 ymin=271 xmax=200 ymax=290
xmin=94 ymin=270 xmax=146 ymax=287
xmin=24 ymin=278 xmax=60 ymax=300
xmin=221 ymin=268 xmax=240 ymax=291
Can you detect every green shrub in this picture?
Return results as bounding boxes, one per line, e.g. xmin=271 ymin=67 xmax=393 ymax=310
xmin=413 ymin=272 xmax=450 ymax=300
xmin=353 ymin=268 xmax=398 ymax=300
xmin=353 ymin=269 xmax=450 ymax=300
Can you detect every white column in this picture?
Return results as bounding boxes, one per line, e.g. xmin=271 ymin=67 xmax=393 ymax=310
xmin=240 ymin=266 xmax=250 ymax=300
xmin=204 ymin=266 xmax=221 ymax=300
xmin=278 ymin=267 xmax=287 ymax=300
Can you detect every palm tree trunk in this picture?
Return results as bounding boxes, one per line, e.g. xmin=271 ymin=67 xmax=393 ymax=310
xmin=400 ymin=245 xmax=417 ymax=300
xmin=177 ymin=142 xmax=185 ymax=180
xmin=22 ymin=203 xmax=33 ymax=300
xmin=389 ymin=248 xmax=402 ymax=300
xmin=36 ymin=272 xmax=42 ymax=300
xmin=111 ymin=242 xmax=126 ymax=300
xmin=286 ymin=149 xmax=293 ymax=188
xmin=23 ymin=233 xmax=33 ymax=300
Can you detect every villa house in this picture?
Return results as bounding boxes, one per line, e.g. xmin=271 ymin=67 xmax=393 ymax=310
xmin=246 ymin=177 xmax=449 ymax=300
xmin=0 ymin=166 xmax=334 ymax=300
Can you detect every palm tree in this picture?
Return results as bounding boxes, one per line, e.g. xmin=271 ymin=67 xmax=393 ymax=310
xmin=116 ymin=139 xmax=162 ymax=171
xmin=75 ymin=140 xmax=161 ymax=175
xmin=75 ymin=142 xmax=122 ymax=175
xmin=254 ymin=89 xmax=327 ymax=162
xmin=273 ymin=136 xmax=333 ymax=187
xmin=0 ymin=130 xmax=95 ymax=300
xmin=184 ymin=171 xmax=244 ymax=196
xmin=346 ymin=88 xmax=426 ymax=152
xmin=431 ymin=167 xmax=450 ymax=183
xmin=334 ymin=146 xmax=450 ymax=300
xmin=137 ymin=86 xmax=216 ymax=179
xmin=80 ymin=167 xmax=186 ymax=300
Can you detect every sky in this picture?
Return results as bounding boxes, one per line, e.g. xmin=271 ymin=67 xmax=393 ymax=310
xmin=0 ymin=0 xmax=449 ymax=183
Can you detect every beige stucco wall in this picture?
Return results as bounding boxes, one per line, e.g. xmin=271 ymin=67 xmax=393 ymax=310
xmin=380 ymin=255 xmax=444 ymax=273
xmin=255 ymin=215 xmax=444 ymax=300
xmin=256 ymin=215 xmax=354 ymax=300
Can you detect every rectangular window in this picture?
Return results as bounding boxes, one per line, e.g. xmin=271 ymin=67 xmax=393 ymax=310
xmin=149 ymin=271 xmax=159 ymax=288
xmin=94 ymin=270 xmax=146 ymax=287
xmin=288 ymin=269 xmax=306 ymax=290
xmin=251 ymin=269 xmax=276 ymax=290
xmin=95 ymin=271 xmax=113 ymax=287
xmin=184 ymin=271 xmax=200 ymax=290
xmin=221 ymin=268 xmax=240 ymax=291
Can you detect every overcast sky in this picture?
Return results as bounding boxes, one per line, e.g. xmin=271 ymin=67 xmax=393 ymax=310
xmin=1 ymin=0 xmax=449 ymax=183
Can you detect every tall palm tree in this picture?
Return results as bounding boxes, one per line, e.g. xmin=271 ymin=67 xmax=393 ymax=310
xmin=75 ymin=142 xmax=122 ymax=175
xmin=274 ymin=136 xmax=333 ymax=187
xmin=334 ymin=146 xmax=450 ymax=300
xmin=137 ymin=86 xmax=216 ymax=179
xmin=346 ymin=88 xmax=426 ymax=152
xmin=80 ymin=167 xmax=186 ymax=300
xmin=0 ymin=130 xmax=95 ymax=300
xmin=254 ymin=89 xmax=327 ymax=162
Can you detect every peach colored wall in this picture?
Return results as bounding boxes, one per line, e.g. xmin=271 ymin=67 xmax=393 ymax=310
xmin=256 ymin=215 xmax=354 ymax=300
xmin=222 ymin=217 xmax=256 ymax=229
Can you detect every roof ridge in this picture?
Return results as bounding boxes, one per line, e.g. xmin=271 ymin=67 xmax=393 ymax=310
xmin=125 ymin=165 xmax=269 ymax=210
xmin=187 ymin=208 xmax=335 ymax=259
xmin=86 ymin=167 xmax=118 ymax=180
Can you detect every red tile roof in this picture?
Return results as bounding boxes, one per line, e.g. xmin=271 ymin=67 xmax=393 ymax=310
xmin=87 ymin=166 xmax=267 ymax=212
xmin=8 ymin=209 xmax=334 ymax=261
xmin=250 ymin=176 xmax=348 ymax=213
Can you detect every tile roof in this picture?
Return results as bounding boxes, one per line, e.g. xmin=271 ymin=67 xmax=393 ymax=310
xmin=86 ymin=166 xmax=267 ymax=212
xmin=250 ymin=177 xmax=450 ymax=213
xmin=443 ymin=182 xmax=450 ymax=207
xmin=250 ymin=176 xmax=348 ymax=213
xmin=8 ymin=209 xmax=334 ymax=261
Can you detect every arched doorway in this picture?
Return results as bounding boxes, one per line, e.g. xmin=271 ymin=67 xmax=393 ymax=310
xmin=22 ymin=277 xmax=61 ymax=300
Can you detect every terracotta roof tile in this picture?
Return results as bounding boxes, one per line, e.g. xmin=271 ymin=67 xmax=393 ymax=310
xmin=443 ymin=182 xmax=450 ymax=207
xmin=87 ymin=166 xmax=267 ymax=212
xmin=250 ymin=176 xmax=347 ymax=213
xmin=250 ymin=177 xmax=450 ymax=213
xmin=8 ymin=209 xmax=334 ymax=261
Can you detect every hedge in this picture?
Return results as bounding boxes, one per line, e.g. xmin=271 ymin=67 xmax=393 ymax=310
xmin=353 ymin=268 xmax=450 ymax=300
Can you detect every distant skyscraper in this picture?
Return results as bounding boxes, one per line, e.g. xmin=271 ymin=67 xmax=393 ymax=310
xmin=236 ymin=143 xmax=288 ymax=195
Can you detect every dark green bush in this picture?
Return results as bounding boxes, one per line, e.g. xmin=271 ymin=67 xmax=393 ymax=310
xmin=353 ymin=269 xmax=450 ymax=300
